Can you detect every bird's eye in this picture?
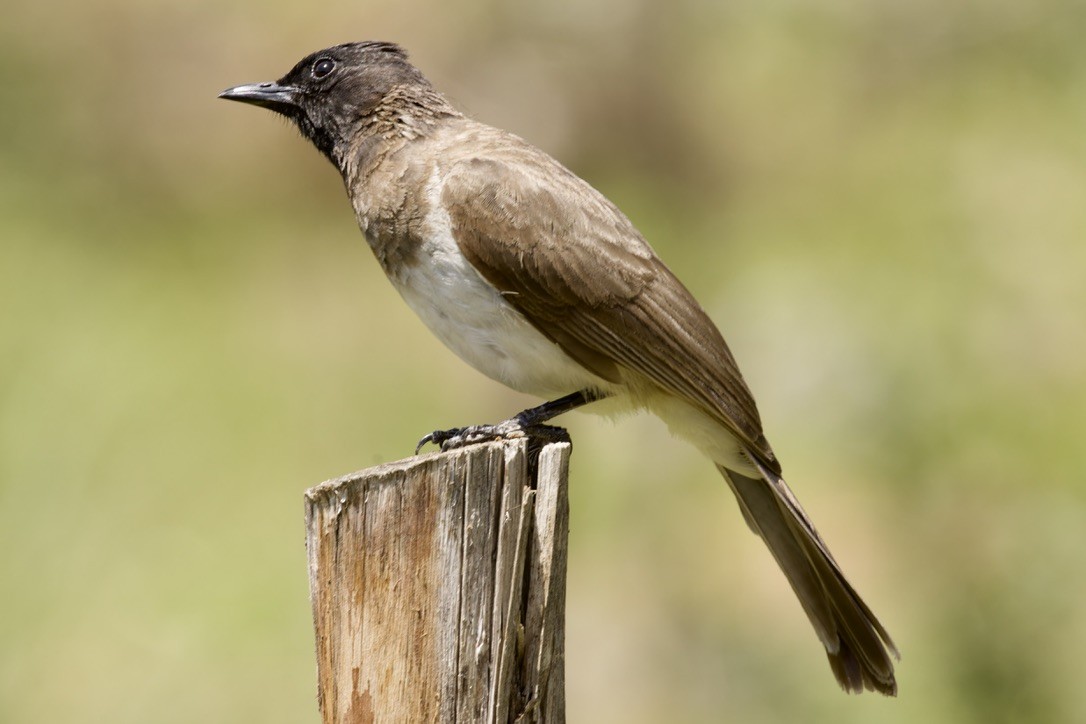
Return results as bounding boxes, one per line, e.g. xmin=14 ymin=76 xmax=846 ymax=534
xmin=312 ymin=58 xmax=336 ymax=79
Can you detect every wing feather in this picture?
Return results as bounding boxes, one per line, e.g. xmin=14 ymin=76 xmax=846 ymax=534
xmin=441 ymin=150 xmax=778 ymax=470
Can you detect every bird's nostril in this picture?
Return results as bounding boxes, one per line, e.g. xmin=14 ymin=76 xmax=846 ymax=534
xmin=259 ymin=82 xmax=273 ymax=88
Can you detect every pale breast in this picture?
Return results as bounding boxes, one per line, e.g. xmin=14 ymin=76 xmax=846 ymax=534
xmin=372 ymin=169 xmax=609 ymax=398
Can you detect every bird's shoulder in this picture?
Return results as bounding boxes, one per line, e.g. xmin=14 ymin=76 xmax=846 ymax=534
xmin=424 ymin=121 xmax=658 ymax=309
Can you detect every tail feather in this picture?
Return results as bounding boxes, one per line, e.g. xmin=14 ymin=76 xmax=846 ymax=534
xmin=720 ymin=462 xmax=899 ymax=696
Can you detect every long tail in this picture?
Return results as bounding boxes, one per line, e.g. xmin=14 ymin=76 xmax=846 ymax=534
xmin=719 ymin=460 xmax=899 ymax=695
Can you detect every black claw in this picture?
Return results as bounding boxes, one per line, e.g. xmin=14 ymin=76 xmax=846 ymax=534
xmin=415 ymin=420 xmax=573 ymax=456
xmin=416 ymin=428 xmax=460 ymax=455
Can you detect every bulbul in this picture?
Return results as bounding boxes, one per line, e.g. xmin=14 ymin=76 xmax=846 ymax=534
xmin=220 ymin=41 xmax=898 ymax=695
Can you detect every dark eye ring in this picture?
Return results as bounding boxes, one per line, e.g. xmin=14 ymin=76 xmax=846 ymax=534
xmin=312 ymin=58 xmax=336 ymax=79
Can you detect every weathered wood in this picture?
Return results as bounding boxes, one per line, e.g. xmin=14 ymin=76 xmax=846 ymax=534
xmin=304 ymin=438 xmax=570 ymax=724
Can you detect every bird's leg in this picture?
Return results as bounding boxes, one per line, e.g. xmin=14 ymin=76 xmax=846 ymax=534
xmin=416 ymin=389 xmax=606 ymax=453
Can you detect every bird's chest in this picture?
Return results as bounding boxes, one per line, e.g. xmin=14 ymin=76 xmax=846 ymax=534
xmin=361 ymin=208 xmax=597 ymax=397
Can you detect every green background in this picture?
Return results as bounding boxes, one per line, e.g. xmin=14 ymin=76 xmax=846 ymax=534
xmin=4 ymin=1 xmax=1085 ymax=722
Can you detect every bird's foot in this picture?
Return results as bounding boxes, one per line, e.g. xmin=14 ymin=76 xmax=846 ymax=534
xmin=415 ymin=418 xmax=570 ymax=454
xmin=416 ymin=419 xmax=524 ymax=454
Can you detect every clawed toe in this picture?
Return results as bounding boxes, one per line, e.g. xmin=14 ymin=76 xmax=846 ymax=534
xmin=415 ymin=427 xmax=480 ymax=454
xmin=415 ymin=420 xmax=529 ymax=454
xmin=415 ymin=429 xmax=452 ymax=455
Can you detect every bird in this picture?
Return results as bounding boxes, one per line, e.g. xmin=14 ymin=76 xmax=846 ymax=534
xmin=220 ymin=41 xmax=899 ymax=695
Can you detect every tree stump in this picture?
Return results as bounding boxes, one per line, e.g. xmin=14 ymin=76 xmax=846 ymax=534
xmin=304 ymin=437 xmax=570 ymax=723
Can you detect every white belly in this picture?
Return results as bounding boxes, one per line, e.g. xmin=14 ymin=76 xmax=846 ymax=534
xmin=386 ymin=207 xmax=609 ymax=398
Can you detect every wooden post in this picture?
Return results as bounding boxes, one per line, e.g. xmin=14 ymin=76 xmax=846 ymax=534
xmin=304 ymin=437 xmax=571 ymax=724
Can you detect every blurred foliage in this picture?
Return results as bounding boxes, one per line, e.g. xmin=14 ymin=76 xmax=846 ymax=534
xmin=2 ymin=0 xmax=1086 ymax=722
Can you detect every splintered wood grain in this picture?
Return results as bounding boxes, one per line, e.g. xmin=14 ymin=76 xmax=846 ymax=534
xmin=454 ymin=445 xmax=503 ymax=722
xmin=491 ymin=447 xmax=532 ymax=724
xmin=519 ymin=443 xmax=571 ymax=723
xmin=304 ymin=439 xmax=571 ymax=724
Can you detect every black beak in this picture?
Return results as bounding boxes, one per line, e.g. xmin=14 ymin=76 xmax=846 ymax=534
xmin=218 ymin=82 xmax=300 ymax=114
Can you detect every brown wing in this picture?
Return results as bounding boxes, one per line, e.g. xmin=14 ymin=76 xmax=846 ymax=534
xmin=442 ymin=151 xmax=779 ymax=472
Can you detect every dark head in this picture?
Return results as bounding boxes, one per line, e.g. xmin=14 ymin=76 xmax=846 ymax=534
xmin=219 ymin=42 xmax=446 ymax=164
